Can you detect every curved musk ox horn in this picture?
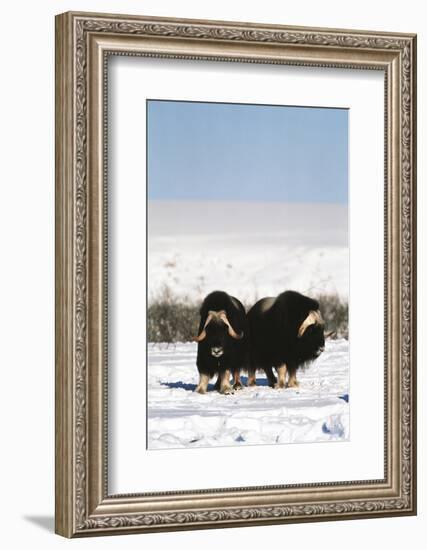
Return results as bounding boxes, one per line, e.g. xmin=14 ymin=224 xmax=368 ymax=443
xmin=218 ymin=311 xmax=244 ymax=340
xmin=297 ymin=310 xmax=324 ymax=338
xmin=194 ymin=310 xmax=244 ymax=342
xmin=193 ymin=311 xmax=214 ymax=342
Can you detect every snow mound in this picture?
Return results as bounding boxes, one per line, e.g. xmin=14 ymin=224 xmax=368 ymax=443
xmin=147 ymin=339 xmax=349 ymax=449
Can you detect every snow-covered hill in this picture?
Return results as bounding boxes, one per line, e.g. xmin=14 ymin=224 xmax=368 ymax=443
xmin=147 ymin=339 xmax=349 ymax=450
xmin=148 ymin=200 xmax=349 ymax=304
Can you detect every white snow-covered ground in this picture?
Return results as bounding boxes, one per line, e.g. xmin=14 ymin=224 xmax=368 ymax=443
xmin=148 ymin=200 xmax=349 ymax=304
xmin=147 ymin=339 xmax=349 ymax=450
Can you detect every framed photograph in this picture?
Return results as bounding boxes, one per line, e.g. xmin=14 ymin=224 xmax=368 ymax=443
xmin=55 ymin=11 xmax=417 ymax=537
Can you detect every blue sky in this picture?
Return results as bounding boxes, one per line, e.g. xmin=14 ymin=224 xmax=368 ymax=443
xmin=147 ymin=100 xmax=348 ymax=204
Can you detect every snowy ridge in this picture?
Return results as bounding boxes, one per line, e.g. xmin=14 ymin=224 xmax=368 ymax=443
xmin=148 ymin=200 xmax=349 ymax=303
xmin=147 ymin=339 xmax=349 ymax=450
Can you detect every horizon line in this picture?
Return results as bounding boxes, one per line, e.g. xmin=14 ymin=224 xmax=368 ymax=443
xmin=147 ymin=198 xmax=348 ymax=206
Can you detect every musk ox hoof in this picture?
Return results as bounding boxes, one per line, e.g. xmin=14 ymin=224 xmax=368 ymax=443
xmin=220 ymin=386 xmax=234 ymax=395
xmin=274 ymin=382 xmax=286 ymax=389
xmin=287 ymin=381 xmax=300 ymax=388
xmin=195 ymin=386 xmax=207 ymax=394
xmin=233 ymin=381 xmax=244 ymax=391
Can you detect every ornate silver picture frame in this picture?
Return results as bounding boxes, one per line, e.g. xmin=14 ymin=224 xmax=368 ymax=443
xmin=55 ymin=11 xmax=417 ymax=537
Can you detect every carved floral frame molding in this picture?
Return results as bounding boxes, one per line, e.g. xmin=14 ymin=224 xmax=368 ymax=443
xmin=55 ymin=11 xmax=417 ymax=537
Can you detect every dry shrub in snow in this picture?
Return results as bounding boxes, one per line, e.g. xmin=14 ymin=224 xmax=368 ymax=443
xmin=147 ymin=286 xmax=199 ymax=343
xmin=316 ymin=293 xmax=349 ymax=340
xmin=148 ymin=286 xmax=348 ymax=343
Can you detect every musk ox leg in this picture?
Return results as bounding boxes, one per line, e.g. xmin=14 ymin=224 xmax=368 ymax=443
xmin=247 ymin=368 xmax=257 ymax=386
xmin=287 ymin=368 xmax=299 ymax=388
xmin=274 ymin=364 xmax=287 ymax=389
xmin=232 ymin=369 xmax=244 ymax=390
xmin=195 ymin=373 xmax=210 ymax=394
xmin=264 ymin=367 xmax=277 ymax=388
xmin=219 ymin=369 xmax=233 ymax=395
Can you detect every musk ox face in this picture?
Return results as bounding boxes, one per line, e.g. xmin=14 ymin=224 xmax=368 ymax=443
xmin=296 ymin=323 xmax=325 ymax=360
xmin=295 ymin=310 xmax=325 ymax=363
xmin=194 ymin=310 xmax=244 ymax=359
xmin=204 ymin=319 xmax=229 ymax=358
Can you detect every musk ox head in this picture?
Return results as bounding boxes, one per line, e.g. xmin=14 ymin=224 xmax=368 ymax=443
xmin=194 ymin=310 xmax=243 ymax=358
xmin=295 ymin=309 xmax=325 ymax=362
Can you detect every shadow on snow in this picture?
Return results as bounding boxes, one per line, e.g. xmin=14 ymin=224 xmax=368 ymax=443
xmin=160 ymin=376 xmax=270 ymax=392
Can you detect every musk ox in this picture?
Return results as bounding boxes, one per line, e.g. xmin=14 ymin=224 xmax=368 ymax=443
xmin=194 ymin=291 xmax=248 ymax=394
xmin=247 ymin=290 xmax=325 ymax=389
